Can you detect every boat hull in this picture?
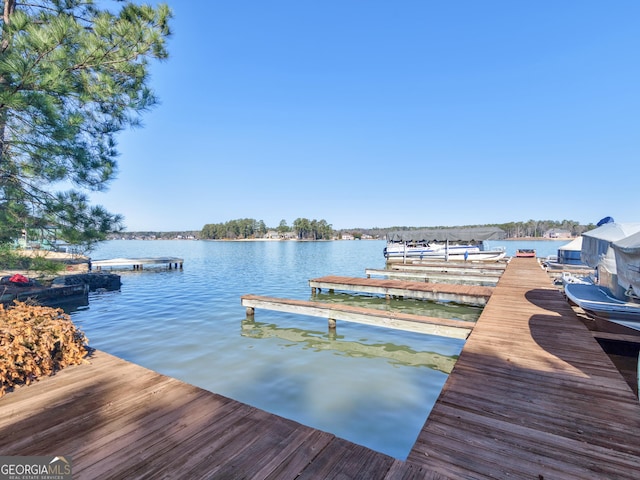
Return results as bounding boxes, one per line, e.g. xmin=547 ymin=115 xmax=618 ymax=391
xmin=565 ymin=283 xmax=640 ymax=323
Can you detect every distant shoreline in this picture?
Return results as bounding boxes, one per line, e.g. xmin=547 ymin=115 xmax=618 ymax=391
xmin=502 ymin=237 xmax=572 ymax=241
xmin=111 ymin=237 xmax=571 ymax=242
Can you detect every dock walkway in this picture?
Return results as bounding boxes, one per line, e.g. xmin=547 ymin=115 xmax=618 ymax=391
xmin=1 ymin=259 xmax=639 ymax=478
xmin=408 ymin=258 xmax=640 ymax=478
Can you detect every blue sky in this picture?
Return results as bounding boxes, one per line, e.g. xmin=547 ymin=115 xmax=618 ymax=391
xmin=91 ymin=1 xmax=639 ymax=231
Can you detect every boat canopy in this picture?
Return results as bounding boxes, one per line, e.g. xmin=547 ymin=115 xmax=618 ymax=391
xmin=386 ymin=227 xmax=506 ymax=243
xmin=557 ymin=236 xmax=584 ymax=265
xmin=580 ymin=223 xmax=640 ymax=271
xmin=612 ymin=231 xmax=640 ymax=255
xmin=612 ymin=231 xmax=640 ymax=296
xmin=558 ymin=236 xmax=583 ymax=252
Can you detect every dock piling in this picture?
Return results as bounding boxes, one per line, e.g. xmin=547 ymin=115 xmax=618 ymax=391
xmin=328 ymin=317 xmax=337 ymax=330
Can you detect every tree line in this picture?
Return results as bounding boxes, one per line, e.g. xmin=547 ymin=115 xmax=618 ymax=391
xmin=492 ymin=219 xmax=595 ymax=238
xmin=121 ymin=218 xmax=596 ymax=241
xmin=200 ymin=218 xmax=333 ymax=240
xmin=111 ymin=218 xmax=598 ymax=242
xmin=354 ymin=219 xmax=596 ymax=240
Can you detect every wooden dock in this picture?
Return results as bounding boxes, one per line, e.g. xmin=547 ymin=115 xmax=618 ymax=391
xmin=391 ymin=261 xmax=507 ymax=273
xmin=0 ymin=350 xmax=440 ymax=479
xmin=309 ymin=275 xmax=493 ymax=306
xmin=0 ymin=282 xmax=88 ymax=307
xmin=365 ymin=268 xmax=500 ymax=285
xmin=1 ymin=258 xmax=640 ymax=478
xmin=91 ymin=256 xmax=183 ymax=271
xmin=241 ymin=294 xmax=475 ymax=339
xmin=407 ymin=258 xmax=640 ymax=478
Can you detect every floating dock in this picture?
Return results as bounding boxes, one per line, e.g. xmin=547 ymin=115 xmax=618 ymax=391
xmin=1 ymin=258 xmax=639 ymax=478
xmin=0 ymin=282 xmax=88 ymax=307
xmin=91 ymin=256 xmax=183 ymax=271
xmin=309 ymin=275 xmax=493 ymax=306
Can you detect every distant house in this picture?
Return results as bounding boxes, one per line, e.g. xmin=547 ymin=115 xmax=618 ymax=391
xmin=341 ymin=234 xmax=355 ymax=240
xmin=545 ymin=229 xmax=572 ymax=239
xmin=266 ymin=231 xmax=297 ymax=240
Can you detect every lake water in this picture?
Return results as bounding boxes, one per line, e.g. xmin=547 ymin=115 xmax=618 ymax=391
xmin=70 ymin=238 xmax=568 ymax=459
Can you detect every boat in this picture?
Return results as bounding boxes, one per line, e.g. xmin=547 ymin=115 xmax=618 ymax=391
xmin=384 ymin=242 xmax=477 ymax=258
xmin=559 ymin=271 xmax=594 ymax=286
xmin=515 ymin=249 xmax=536 ymax=258
xmin=556 ymin=237 xmax=585 ymax=265
xmin=383 ymin=242 xmax=506 ymax=261
xmin=543 ymin=237 xmax=593 ymax=271
xmin=580 ymin=221 xmax=640 ymax=299
xmin=611 ymin=230 xmax=640 ymax=302
xmin=562 ymin=220 xmax=640 ymax=325
xmin=565 ymin=283 xmax=640 ymax=323
xmin=384 ymin=227 xmax=507 ymax=262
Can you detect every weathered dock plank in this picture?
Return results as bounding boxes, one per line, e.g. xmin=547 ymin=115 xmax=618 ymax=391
xmin=309 ymin=275 xmax=493 ymax=306
xmin=365 ymin=268 xmax=500 ymax=285
xmin=241 ymin=294 xmax=474 ymax=339
xmin=391 ymin=262 xmax=506 ymax=274
xmin=0 ymin=350 xmax=438 ymax=479
xmin=407 ymin=257 xmax=640 ymax=479
xmin=0 ymin=282 xmax=88 ymax=306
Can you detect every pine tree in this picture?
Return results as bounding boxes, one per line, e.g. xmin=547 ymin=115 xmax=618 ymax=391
xmin=0 ymin=0 xmax=172 ymax=249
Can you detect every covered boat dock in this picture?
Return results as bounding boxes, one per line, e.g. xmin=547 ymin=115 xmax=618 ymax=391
xmin=384 ymin=226 xmax=507 ymax=263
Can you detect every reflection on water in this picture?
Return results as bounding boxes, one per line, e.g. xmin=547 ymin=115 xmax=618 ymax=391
xmin=241 ymin=318 xmax=458 ymax=374
xmin=52 ymin=295 xmax=90 ymax=314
